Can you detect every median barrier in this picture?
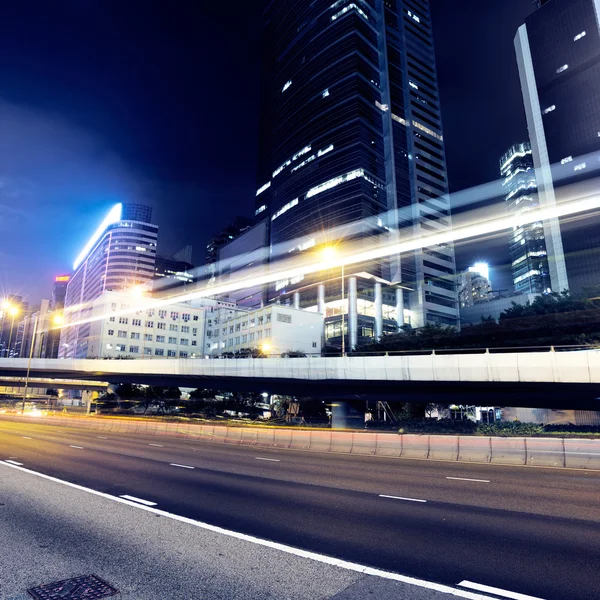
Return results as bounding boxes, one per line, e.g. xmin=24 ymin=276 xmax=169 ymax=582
xmin=429 ymin=435 xmax=459 ymax=461
xmin=374 ymin=432 xmax=401 ymax=457
xmin=564 ymin=438 xmax=600 ymax=469
xmin=401 ymin=434 xmax=430 ymax=459
xmin=273 ymin=428 xmax=293 ymax=449
xmin=240 ymin=427 xmax=258 ymax=446
xmin=310 ymin=430 xmax=333 ymax=452
xmin=351 ymin=432 xmax=378 ymax=455
xmin=289 ymin=429 xmax=311 ymax=450
xmin=526 ymin=437 xmax=564 ymax=467
xmin=3 ymin=414 xmax=600 ymax=468
xmin=490 ymin=437 xmax=527 ymax=465
xmin=457 ymin=436 xmax=491 ymax=463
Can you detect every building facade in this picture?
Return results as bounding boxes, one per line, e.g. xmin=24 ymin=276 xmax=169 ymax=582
xmin=515 ymin=0 xmax=600 ymax=294
xmin=60 ymin=203 xmax=158 ymax=358
xmin=205 ymin=304 xmax=323 ymax=357
xmin=253 ymin=0 xmax=458 ymax=346
xmin=458 ymin=265 xmax=493 ymax=309
xmin=501 ymin=143 xmax=551 ymax=294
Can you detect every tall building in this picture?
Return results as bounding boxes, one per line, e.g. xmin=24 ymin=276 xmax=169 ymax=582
xmin=205 ymin=217 xmax=253 ymax=278
xmin=458 ymin=264 xmax=493 ymax=309
xmin=60 ymin=203 xmax=158 ymax=358
xmin=501 ymin=143 xmax=551 ymax=294
xmin=254 ymin=0 xmax=458 ymax=347
xmin=515 ymin=0 xmax=600 ymax=294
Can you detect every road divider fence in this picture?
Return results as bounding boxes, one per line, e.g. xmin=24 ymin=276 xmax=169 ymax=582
xmin=3 ymin=414 xmax=600 ymax=469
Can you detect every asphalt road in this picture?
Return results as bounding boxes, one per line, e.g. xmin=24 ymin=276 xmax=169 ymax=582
xmin=1 ymin=418 xmax=599 ymax=600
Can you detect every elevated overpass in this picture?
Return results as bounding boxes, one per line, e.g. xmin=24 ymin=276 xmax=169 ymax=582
xmin=1 ymin=349 xmax=600 ymax=409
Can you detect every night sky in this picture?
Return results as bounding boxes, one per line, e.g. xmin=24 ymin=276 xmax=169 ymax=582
xmin=0 ymin=0 xmax=534 ymax=302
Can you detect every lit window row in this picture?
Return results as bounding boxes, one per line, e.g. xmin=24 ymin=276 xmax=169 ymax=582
xmin=514 ymin=269 xmax=541 ymax=284
xmin=560 ymin=156 xmax=573 ymax=165
xmin=273 ymin=145 xmax=312 ymax=178
xmin=306 ymin=169 xmax=365 ymax=198
xmin=407 ymin=10 xmax=420 ymax=23
xmin=574 ymin=31 xmax=586 ymax=41
xmin=556 ymin=64 xmax=569 ymax=74
xmin=290 ymin=144 xmax=334 ymax=174
xmin=255 ymin=204 xmax=267 ymax=215
xmin=282 ymin=80 xmax=292 ymax=93
xmin=574 ymin=162 xmax=587 ymax=172
xmin=256 ymin=181 xmax=271 ymax=197
xmin=322 ymin=89 xmax=330 ymax=98
xmin=409 ymin=81 xmax=419 ymax=90
xmin=331 ymin=3 xmax=368 ymax=21
xmin=271 ymin=198 xmax=299 ymax=222
xmin=542 ymin=105 xmax=556 ymax=115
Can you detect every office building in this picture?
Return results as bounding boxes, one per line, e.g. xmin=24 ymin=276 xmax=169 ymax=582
xmin=254 ymin=0 xmax=458 ymax=348
xmin=60 ymin=203 xmax=158 ymax=358
xmin=458 ymin=264 xmax=493 ymax=309
xmin=515 ymin=0 xmax=600 ymax=294
xmin=0 ymin=295 xmax=26 ymax=358
xmin=71 ymin=290 xmax=211 ymax=359
xmin=154 ymin=255 xmax=195 ymax=288
xmin=206 ymin=217 xmax=253 ymax=278
xmin=205 ymin=303 xmax=323 ymax=357
xmin=501 ymin=143 xmax=551 ymax=294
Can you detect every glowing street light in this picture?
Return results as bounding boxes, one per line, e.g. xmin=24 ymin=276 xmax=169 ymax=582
xmin=52 ymin=314 xmax=65 ymax=327
xmin=319 ymin=245 xmax=345 ymax=356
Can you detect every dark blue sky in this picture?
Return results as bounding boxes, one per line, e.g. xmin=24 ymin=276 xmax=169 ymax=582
xmin=0 ymin=0 xmax=534 ymax=302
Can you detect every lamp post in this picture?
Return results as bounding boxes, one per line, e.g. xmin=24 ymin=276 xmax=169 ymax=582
xmin=260 ymin=342 xmax=280 ymax=357
xmin=21 ymin=313 xmax=63 ymax=413
xmin=320 ymin=246 xmax=345 ymax=356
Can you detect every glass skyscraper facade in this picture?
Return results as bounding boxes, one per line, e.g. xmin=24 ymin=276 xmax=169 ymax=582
xmin=501 ymin=142 xmax=551 ymax=294
xmin=60 ymin=203 xmax=158 ymax=358
xmin=515 ymin=0 xmax=600 ymax=295
xmin=255 ymin=0 xmax=458 ymax=346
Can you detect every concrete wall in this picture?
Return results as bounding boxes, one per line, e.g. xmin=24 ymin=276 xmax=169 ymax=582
xmin=3 ymin=414 xmax=599 ymax=469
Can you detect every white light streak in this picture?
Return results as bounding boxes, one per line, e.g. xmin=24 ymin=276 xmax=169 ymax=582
xmin=73 ymin=203 xmax=122 ymax=270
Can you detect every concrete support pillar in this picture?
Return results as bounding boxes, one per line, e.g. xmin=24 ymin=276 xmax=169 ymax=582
xmin=293 ymin=292 xmax=300 ymax=310
xmin=374 ymin=282 xmax=383 ymax=340
xmin=396 ymin=288 xmax=404 ymax=330
xmin=348 ymin=276 xmax=358 ymax=350
xmin=317 ymin=284 xmax=326 ymax=315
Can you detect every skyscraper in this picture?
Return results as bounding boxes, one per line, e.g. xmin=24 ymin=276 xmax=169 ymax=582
xmin=458 ymin=264 xmax=493 ymax=309
xmin=501 ymin=142 xmax=551 ymax=294
xmin=255 ymin=0 xmax=458 ymax=347
xmin=60 ymin=203 xmax=158 ymax=358
xmin=515 ymin=0 xmax=600 ymax=295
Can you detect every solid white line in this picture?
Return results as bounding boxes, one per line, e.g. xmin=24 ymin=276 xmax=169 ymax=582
xmin=170 ymin=463 xmax=194 ymax=469
xmin=379 ymin=494 xmax=427 ymax=503
xmin=149 ymin=443 xmax=164 ymax=447
xmin=69 ymin=445 xmax=84 ymax=449
xmin=0 ymin=461 xmax=496 ymax=600
xmin=4 ymin=460 xmax=23 ymax=466
xmin=458 ymin=580 xmax=545 ymax=600
xmin=98 ymin=436 xmax=108 ymax=439
xmin=446 ymin=477 xmax=490 ymax=483
xmin=255 ymin=457 xmax=281 ymax=462
xmin=22 ymin=436 xmax=32 ymax=439
xmin=535 ymin=450 xmax=600 ymax=456
xmin=119 ymin=494 xmax=158 ymax=506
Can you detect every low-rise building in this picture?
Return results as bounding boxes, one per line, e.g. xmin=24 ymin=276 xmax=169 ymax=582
xmin=205 ymin=304 xmax=323 ymax=357
xmin=459 ymin=293 xmax=540 ymax=326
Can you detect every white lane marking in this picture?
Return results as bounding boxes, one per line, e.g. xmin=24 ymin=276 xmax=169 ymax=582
xmin=255 ymin=457 xmax=281 ymax=462
xmin=458 ymin=580 xmax=545 ymax=600
xmin=22 ymin=436 xmax=32 ymax=440
xmin=0 ymin=461 xmax=494 ymax=600
xmin=379 ymin=495 xmax=427 ymax=503
xmin=5 ymin=460 xmax=23 ymax=466
xmin=170 ymin=463 xmax=194 ymax=469
xmin=98 ymin=436 xmax=108 ymax=439
xmin=69 ymin=445 xmax=84 ymax=449
xmin=446 ymin=477 xmax=490 ymax=483
xmin=149 ymin=443 xmax=164 ymax=447
xmin=119 ymin=494 xmax=158 ymax=506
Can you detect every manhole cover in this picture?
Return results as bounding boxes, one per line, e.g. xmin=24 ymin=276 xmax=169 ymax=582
xmin=27 ymin=574 xmax=118 ymax=599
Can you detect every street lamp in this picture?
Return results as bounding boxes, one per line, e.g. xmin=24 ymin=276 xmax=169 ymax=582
xmin=260 ymin=342 xmax=280 ymax=357
xmin=5 ymin=304 xmax=19 ymax=358
xmin=320 ymin=246 xmax=345 ymax=356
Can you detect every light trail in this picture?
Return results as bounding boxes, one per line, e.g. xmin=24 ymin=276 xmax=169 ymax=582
xmin=58 ymin=189 xmax=600 ymax=330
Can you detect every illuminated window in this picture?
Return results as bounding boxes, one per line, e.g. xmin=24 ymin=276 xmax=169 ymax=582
xmin=574 ymin=31 xmax=586 ymax=41
xmin=272 ymin=198 xmax=299 ymax=221
xmin=282 ymin=80 xmax=292 ymax=93
xmin=407 ymin=10 xmax=420 ymax=23
xmin=255 ymin=204 xmax=267 ymax=215
xmin=332 ymin=3 xmax=368 ymax=21
xmin=542 ymin=105 xmax=556 ymax=115
xmin=306 ymin=169 xmax=365 ymax=198
xmin=256 ymin=182 xmax=271 ymax=197
xmin=574 ymin=162 xmax=587 ymax=172
xmin=560 ymin=156 xmax=573 ymax=164
xmin=409 ymin=81 xmax=419 ymax=90
xmin=322 ymin=89 xmax=330 ymax=98
xmin=556 ymin=64 xmax=569 ymax=74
